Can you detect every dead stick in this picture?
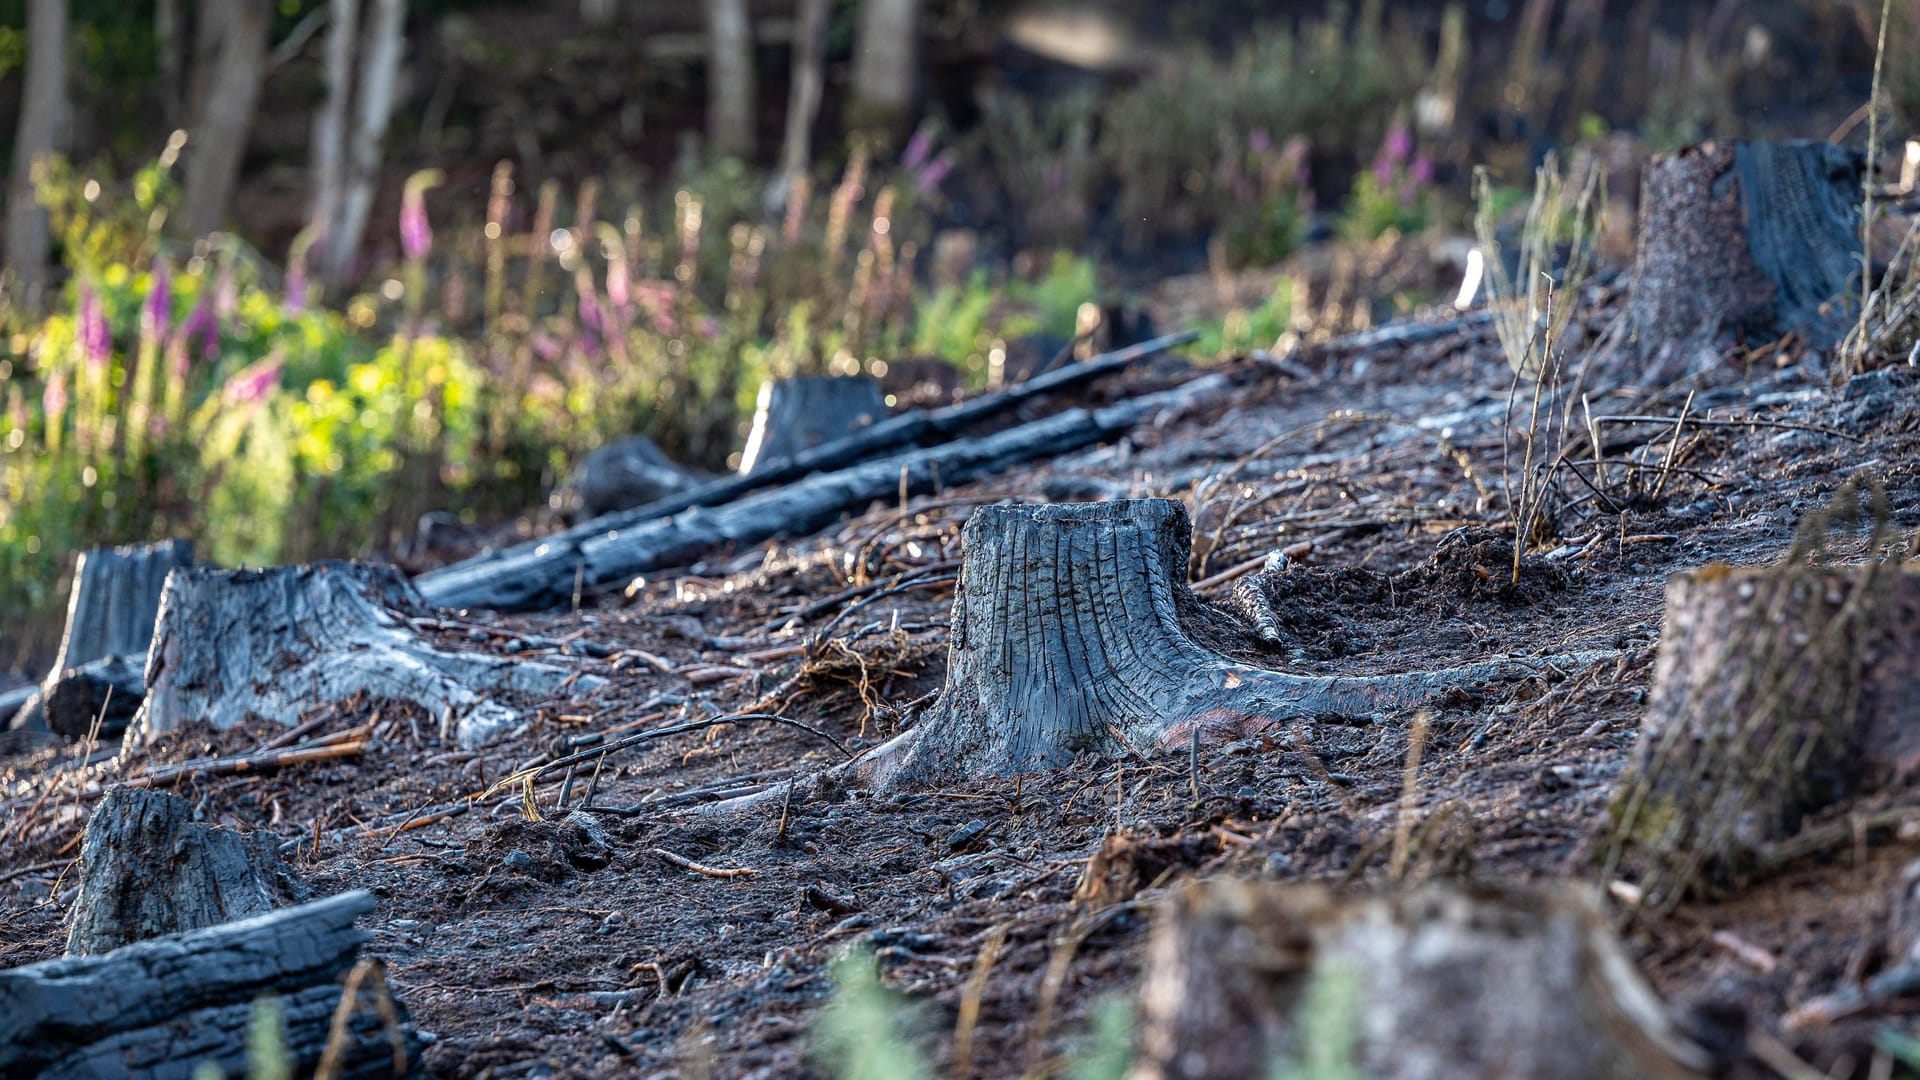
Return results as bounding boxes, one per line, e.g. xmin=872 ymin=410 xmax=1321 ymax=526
xmin=654 ymin=848 xmax=757 ymax=878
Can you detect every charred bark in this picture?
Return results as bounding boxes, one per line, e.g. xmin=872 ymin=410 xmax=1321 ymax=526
xmin=1628 ymin=140 xmax=1863 ymax=364
xmin=558 ymin=435 xmax=705 ymax=518
xmin=738 ymin=375 xmax=889 ymax=475
xmin=1130 ymin=880 xmax=1709 ymax=1080
xmin=866 ymin=500 xmax=1611 ymax=785
xmin=65 ymin=787 xmax=303 ymax=957
xmin=8 ymin=538 xmax=191 ymax=736
xmin=129 ymin=561 xmax=603 ymax=750
xmin=415 ymin=332 xmax=1199 ymax=611
xmin=1606 ymin=555 xmax=1920 ymax=908
xmin=0 ymin=890 xmax=422 ymax=1079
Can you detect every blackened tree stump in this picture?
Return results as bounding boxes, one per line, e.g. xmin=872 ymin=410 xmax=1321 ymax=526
xmin=65 ymin=787 xmax=303 ymax=956
xmin=8 ymin=538 xmax=192 ymax=736
xmin=1607 ymin=552 xmax=1920 ymax=907
xmin=128 ymin=561 xmax=604 ymax=750
xmin=864 ymin=500 xmax=1611 ymax=785
xmin=1130 ymin=880 xmax=1709 ymax=1080
xmin=1628 ymin=140 xmax=1863 ymax=363
xmin=558 ymin=435 xmax=704 ymax=519
xmin=0 ymin=890 xmax=423 ymax=1079
xmin=737 ymin=375 xmax=888 ymax=475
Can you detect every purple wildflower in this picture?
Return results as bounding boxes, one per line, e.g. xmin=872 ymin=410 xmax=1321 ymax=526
xmin=1383 ymin=119 xmax=1413 ymax=165
xmin=901 ymin=122 xmax=936 ymax=171
xmin=578 ymin=288 xmax=608 ymax=339
xmin=215 ymin=265 xmax=238 ymax=320
xmin=42 ymin=369 xmax=68 ymax=420
xmin=285 ymin=255 xmax=309 ymax=312
xmin=143 ymin=260 xmax=172 ymax=342
xmin=1410 ymin=156 xmax=1434 ymax=187
xmin=1249 ymin=129 xmax=1272 ymax=155
xmin=221 ymin=355 xmax=282 ymax=407
xmin=915 ymin=151 xmax=955 ymax=194
xmin=183 ymin=296 xmax=220 ymax=361
xmin=78 ymin=287 xmax=111 ymax=368
xmin=400 ymin=189 xmax=432 ymax=261
xmin=607 ymin=262 xmax=631 ymax=311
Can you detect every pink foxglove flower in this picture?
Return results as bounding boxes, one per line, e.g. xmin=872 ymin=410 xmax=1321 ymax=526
xmin=901 ymin=122 xmax=936 ymax=170
xmin=43 ymin=368 xmax=68 ymax=420
xmin=143 ymin=260 xmax=172 ymax=341
xmin=183 ymin=296 xmax=220 ymax=361
xmin=78 ymin=287 xmax=112 ymax=368
xmin=221 ymin=355 xmax=282 ymax=407
xmin=400 ymin=170 xmax=444 ymax=262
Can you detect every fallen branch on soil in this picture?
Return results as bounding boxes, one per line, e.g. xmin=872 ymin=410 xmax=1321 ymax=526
xmin=654 ymin=848 xmax=758 ymax=878
xmin=416 ymin=333 xmax=1204 ymax=611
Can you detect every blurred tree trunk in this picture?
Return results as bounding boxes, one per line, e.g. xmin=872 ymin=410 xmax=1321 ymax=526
xmin=179 ymin=0 xmax=271 ymax=241
xmin=849 ymin=0 xmax=918 ymax=149
xmin=581 ymin=0 xmax=615 ymax=28
xmin=314 ymin=0 xmax=406 ymax=287
xmin=155 ymin=0 xmax=182 ymax=129
xmin=5 ymin=0 xmax=70 ymax=309
xmin=773 ymin=0 xmax=829 ymax=202
xmin=706 ymin=0 xmax=756 ymax=160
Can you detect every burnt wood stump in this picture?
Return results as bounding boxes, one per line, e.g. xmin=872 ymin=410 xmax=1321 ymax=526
xmin=1628 ymin=140 xmax=1863 ymax=364
xmin=865 ymin=500 xmax=1611 ymax=786
xmin=1130 ymin=880 xmax=1709 ymax=1080
xmin=66 ymin=786 xmax=303 ymax=956
xmin=127 ymin=561 xmax=603 ymax=751
xmin=737 ymin=375 xmax=887 ymax=475
xmin=8 ymin=538 xmax=192 ymax=735
xmin=1608 ymin=554 xmax=1920 ymax=908
xmin=557 ymin=435 xmax=704 ymax=518
xmin=0 ymin=890 xmax=422 ymax=1079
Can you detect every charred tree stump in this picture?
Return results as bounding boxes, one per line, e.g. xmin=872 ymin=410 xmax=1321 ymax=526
xmin=866 ymin=500 xmax=1612 ymax=785
xmin=1628 ymin=140 xmax=1863 ymax=363
xmin=41 ymin=654 xmax=145 ymax=741
xmin=8 ymin=538 xmax=192 ymax=735
xmin=737 ymin=375 xmax=888 ymax=475
xmin=128 ymin=561 xmax=604 ymax=750
xmin=1130 ymin=880 xmax=1709 ymax=1080
xmin=0 ymin=890 xmax=423 ymax=1079
xmin=1606 ymin=551 xmax=1920 ymax=908
xmin=557 ymin=435 xmax=705 ymax=519
xmin=66 ymin=786 xmax=303 ymax=956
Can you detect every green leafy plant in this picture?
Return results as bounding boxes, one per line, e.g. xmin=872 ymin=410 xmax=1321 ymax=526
xmin=811 ymin=949 xmax=930 ymax=1080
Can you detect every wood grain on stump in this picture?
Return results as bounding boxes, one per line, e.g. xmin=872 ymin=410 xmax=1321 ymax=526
xmin=1 ymin=890 xmax=422 ymax=1079
xmin=1130 ymin=880 xmax=1708 ymax=1080
xmin=128 ymin=560 xmax=604 ymax=750
xmin=866 ymin=500 xmax=1611 ymax=785
xmin=1628 ymin=140 xmax=1862 ymax=362
xmin=65 ymin=786 xmax=302 ymax=957
xmin=737 ymin=375 xmax=887 ymax=475
xmin=1609 ymin=558 xmax=1920 ymax=906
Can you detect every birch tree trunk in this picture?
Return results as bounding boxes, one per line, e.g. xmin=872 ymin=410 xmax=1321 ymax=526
xmin=706 ymin=0 xmax=757 ymax=160
xmin=179 ymin=0 xmax=272 ymax=242
xmin=848 ymin=0 xmax=918 ymax=147
xmin=774 ymin=0 xmax=830 ymax=200
xmin=319 ymin=0 xmax=406 ymax=287
xmin=5 ymin=0 xmax=70 ymax=309
xmin=309 ymin=0 xmax=360 ymax=283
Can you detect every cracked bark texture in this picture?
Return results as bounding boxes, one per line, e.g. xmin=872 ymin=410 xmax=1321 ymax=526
xmin=738 ymin=375 xmax=888 ymax=475
xmin=1 ymin=890 xmax=422 ymax=1079
xmin=65 ymin=787 xmax=302 ymax=957
xmin=869 ymin=499 xmax=1610 ymax=785
xmin=129 ymin=561 xmax=603 ymax=750
xmin=1129 ymin=880 xmax=1708 ymax=1080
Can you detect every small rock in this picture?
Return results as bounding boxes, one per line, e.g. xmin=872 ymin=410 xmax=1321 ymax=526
xmin=947 ymin=819 xmax=989 ymax=851
xmin=502 ymin=850 xmax=534 ymax=871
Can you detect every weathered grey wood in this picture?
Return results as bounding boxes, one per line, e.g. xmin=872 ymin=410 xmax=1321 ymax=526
xmin=862 ymin=499 xmax=1613 ymax=786
xmin=738 ymin=375 xmax=888 ymax=475
xmin=1607 ymin=557 xmax=1920 ymax=908
xmin=1628 ymin=140 xmax=1862 ymax=362
xmin=1131 ymin=880 xmax=1709 ymax=1080
xmin=66 ymin=787 xmax=303 ymax=957
xmin=0 ymin=890 xmax=422 ymax=1079
xmin=0 ymin=682 xmax=36 ymax=728
xmin=559 ymin=435 xmax=705 ymax=518
xmin=128 ymin=561 xmax=604 ymax=750
xmin=416 ymin=331 xmax=1198 ymax=611
xmin=41 ymin=653 xmax=145 ymax=741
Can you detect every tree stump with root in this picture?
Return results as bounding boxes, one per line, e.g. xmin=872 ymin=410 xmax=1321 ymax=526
xmin=1628 ymin=140 xmax=1863 ymax=367
xmin=863 ymin=500 xmax=1611 ymax=786
xmin=65 ymin=786 xmax=303 ymax=957
xmin=9 ymin=538 xmax=192 ymax=735
xmin=128 ymin=561 xmax=604 ymax=750
xmin=737 ymin=375 xmax=888 ymax=475
xmin=1 ymin=891 xmax=422 ymax=1079
xmin=1129 ymin=879 xmax=1710 ymax=1080
xmin=1607 ymin=555 xmax=1920 ymax=908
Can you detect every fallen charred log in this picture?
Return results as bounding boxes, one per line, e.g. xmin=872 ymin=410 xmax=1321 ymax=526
xmin=862 ymin=499 xmax=1610 ymax=786
xmin=65 ymin=786 xmax=303 ymax=957
xmin=416 ymin=331 xmax=1197 ymax=611
xmin=1131 ymin=879 xmax=1709 ymax=1080
xmin=40 ymin=654 xmax=145 ymax=741
xmin=738 ymin=375 xmax=888 ymax=475
xmin=129 ymin=561 xmax=603 ymax=750
xmin=557 ymin=435 xmax=705 ymax=519
xmin=0 ymin=890 xmax=420 ymax=1079
xmin=1628 ymin=140 xmax=1863 ymax=367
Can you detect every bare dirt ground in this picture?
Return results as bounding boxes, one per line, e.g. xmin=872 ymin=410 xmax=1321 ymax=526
xmin=6 ymin=289 xmax=1920 ymax=1078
